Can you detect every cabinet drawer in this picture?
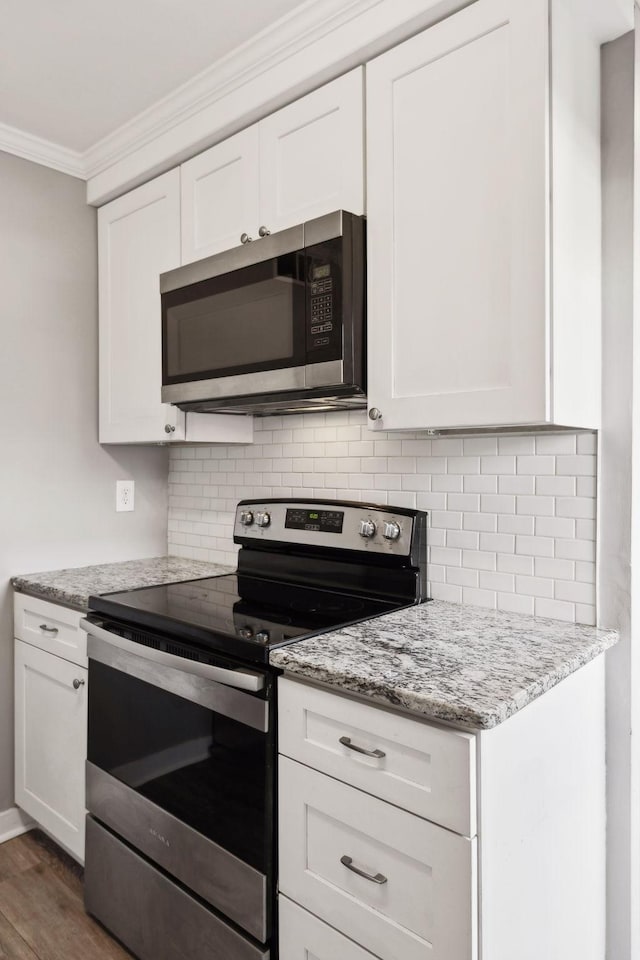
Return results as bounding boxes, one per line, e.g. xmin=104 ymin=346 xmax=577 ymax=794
xmin=14 ymin=594 xmax=86 ymax=666
xmin=279 ymin=896 xmax=377 ymax=960
xmin=279 ymin=757 xmax=477 ymax=960
xmin=278 ymin=678 xmax=476 ymax=836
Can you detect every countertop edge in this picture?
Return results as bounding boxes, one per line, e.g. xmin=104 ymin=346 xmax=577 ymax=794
xmin=270 ymin=626 xmax=619 ymax=730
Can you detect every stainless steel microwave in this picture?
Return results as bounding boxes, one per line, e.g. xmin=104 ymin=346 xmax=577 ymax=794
xmin=160 ymin=210 xmax=366 ymax=416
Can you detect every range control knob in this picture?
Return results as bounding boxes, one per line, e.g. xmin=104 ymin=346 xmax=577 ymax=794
xmin=239 ymin=627 xmax=254 ymax=640
xmin=255 ymin=630 xmax=270 ymax=644
xmin=359 ymin=519 xmax=376 ymax=539
xmin=256 ymin=511 xmax=271 ymax=528
xmin=240 ymin=510 xmax=254 ymax=526
xmin=383 ymin=521 xmax=401 ymax=541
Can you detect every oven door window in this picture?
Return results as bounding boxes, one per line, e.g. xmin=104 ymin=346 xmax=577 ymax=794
xmin=88 ymin=660 xmax=272 ymax=874
xmin=162 ymin=253 xmax=306 ymax=383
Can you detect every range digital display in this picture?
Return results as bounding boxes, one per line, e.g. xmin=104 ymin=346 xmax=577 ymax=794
xmin=285 ymin=508 xmax=344 ymax=534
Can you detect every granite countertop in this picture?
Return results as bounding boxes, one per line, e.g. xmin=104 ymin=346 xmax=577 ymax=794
xmin=269 ymin=600 xmax=618 ymax=730
xmin=11 ymin=557 xmax=234 ymax=611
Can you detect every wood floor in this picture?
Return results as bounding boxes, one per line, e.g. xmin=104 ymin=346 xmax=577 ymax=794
xmin=0 ymin=831 xmax=131 ymax=960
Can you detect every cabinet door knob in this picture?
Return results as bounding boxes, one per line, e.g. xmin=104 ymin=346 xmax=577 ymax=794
xmin=240 ymin=233 xmax=253 ymax=244
xmin=258 ymin=225 xmax=271 ymax=238
xmin=164 ymin=424 xmax=176 ymax=434
xmin=72 ymin=678 xmax=85 ymax=690
xmin=368 ymin=407 xmax=382 ymax=421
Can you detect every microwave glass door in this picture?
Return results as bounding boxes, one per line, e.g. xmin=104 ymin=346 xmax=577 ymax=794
xmin=163 ymin=252 xmax=306 ymax=384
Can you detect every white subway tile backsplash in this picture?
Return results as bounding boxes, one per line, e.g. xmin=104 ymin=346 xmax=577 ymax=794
xmin=517 ymin=455 xmax=555 ymax=475
xmin=535 ymin=434 xmax=577 ymax=455
xmin=498 ymin=515 xmax=535 ymax=536
xmin=168 ymin=414 xmax=598 ymax=625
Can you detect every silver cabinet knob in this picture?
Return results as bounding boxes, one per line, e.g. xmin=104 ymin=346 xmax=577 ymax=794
xmin=240 ymin=510 xmax=254 ymax=526
xmin=359 ymin=519 xmax=376 ymax=539
xmin=383 ymin=521 xmax=401 ymax=541
xmin=72 ymin=678 xmax=85 ymax=690
xmin=164 ymin=424 xmax=176 ymax=434
xmin=256 ymin=511 xmax=271 ymax=528
xmin=240 ymin=233 xmax=253 ymax=244
xmin=258 ymin=226 xmax=271 ymax=237
xmin=368 ymin=407 xmax=382 ymax=421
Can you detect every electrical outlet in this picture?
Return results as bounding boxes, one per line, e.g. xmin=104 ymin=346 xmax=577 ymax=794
xmin=116 ymin=480 xmax=135 ymax=512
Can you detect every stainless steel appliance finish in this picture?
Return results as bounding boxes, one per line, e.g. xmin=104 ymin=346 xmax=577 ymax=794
xmin=85 ymin=818 xmax=269 ymax=960
xmin=84 ymin=498 xmax=428 ymax=960
xmin=86 ymin=762 xmax=268 ymax=941
xmin=160 ymin=210 xmax=366 ymax=416
xmin=84 ymin=620 xmax=268 ymax=729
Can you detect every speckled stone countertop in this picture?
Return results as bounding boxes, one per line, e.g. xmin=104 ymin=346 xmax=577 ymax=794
xmin=11 ymin=557 xmax=234 ymax=611
xmin=269 ymin=600 xmax=618 ymax=730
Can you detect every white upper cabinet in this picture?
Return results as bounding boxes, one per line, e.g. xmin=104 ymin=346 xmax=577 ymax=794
xmin=366 ymin=0 xmax=611 ymax=432
xmin=258 ymin=69 xmax=364 ymax=234
xmin=181 ymin=68 xmax=364 ymax=263
xmin=99 ymin=170 xmax=185 ymax=444
xmin=99 ymin=170 xmax=253 ymax=445
xmin=181 ymin=126 xmax=260 ymax=264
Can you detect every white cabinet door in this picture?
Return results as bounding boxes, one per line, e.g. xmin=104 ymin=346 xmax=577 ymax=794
xmin=181 ymin=126 xmax=260 ymax=263
xmin=366 ymin=0 xmax=548 ymax=431
xmin=259 ymin=68 xmax=364 ymax=233
xmin=14 ymin=640 xmax=87 ymax=862
xmin=99 ymin=169 xmax=186 ymax=444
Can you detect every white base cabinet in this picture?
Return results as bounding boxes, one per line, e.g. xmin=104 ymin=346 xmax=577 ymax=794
xmin=14 ymin=639 xmax=87 ymax=862
xmin=278 ymin=656 xmax=606 ymax=960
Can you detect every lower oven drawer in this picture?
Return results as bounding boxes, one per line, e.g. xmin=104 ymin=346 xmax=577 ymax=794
xmin=86 ymin=762 xmax=268 ymax=943
xmin=85 ymin=817 xmax=270 ymax=960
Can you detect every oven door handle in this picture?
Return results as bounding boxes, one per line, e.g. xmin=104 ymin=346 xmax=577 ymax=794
xmin=80 ymin=619 xmax=269 ymax=733
xmin=80 ymin=619 xmax=265 ymax=692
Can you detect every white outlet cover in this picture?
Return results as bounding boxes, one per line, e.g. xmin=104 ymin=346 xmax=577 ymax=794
xmin=116 ymin=480 xmax=135 ymax=512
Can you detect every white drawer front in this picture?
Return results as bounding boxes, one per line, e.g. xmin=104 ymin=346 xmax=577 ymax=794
xmin=279 ymin=897 xmax=377 ymax=960
xmin=279 ymin=757 xmax=477 ymax=960
xmin=14 ymin=594 xmax=86 ymax=666
xmin=278 ymin=678 xmax=476 ymax=836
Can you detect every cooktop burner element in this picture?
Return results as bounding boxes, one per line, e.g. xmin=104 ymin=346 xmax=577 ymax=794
xmin=88 ymin=499 xmax=428 ymax=665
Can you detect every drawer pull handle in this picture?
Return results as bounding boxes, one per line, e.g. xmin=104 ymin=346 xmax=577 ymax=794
xmin=340 ymin=855 xmax=387 ymax=885
xmin=39 ymin=624 xmax=59 ymax=635
xmin=339 ymin=736 xmax=385 ymax=759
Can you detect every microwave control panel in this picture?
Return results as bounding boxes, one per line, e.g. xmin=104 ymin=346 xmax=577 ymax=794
xmin=306 ymin=237 xmax=342 ymax=360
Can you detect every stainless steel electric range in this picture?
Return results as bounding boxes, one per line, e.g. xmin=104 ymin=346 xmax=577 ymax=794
xmin=80 ymin=499 xmax=428 ymax=960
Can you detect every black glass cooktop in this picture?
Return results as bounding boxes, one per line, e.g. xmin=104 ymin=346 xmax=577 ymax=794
xmin=89 ymin=573 xmax=405 ymax=664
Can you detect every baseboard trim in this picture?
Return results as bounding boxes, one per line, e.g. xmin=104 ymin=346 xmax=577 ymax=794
xmin=0 ymin=807 xmax=35 ymax=844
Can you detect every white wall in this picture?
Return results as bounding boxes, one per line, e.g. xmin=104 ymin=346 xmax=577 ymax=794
xmin=168 ymin=415 xmax=597 ymax=625
xmin=0 ymin=151 xmax=169 ymax=814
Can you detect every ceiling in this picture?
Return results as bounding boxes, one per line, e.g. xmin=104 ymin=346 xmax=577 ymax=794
xmin=0 ymin=0 xmax=311 ymax=153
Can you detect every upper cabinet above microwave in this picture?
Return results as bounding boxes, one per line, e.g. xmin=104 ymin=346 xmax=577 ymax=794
xmin=366 ymin=0 xmax=614 ymax=433
xmin=181 ymin=69 xmax=364 ymax=264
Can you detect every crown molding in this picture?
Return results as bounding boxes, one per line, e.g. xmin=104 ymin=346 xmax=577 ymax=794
xmin=0 ymin=121 xmax=85 ymax=179
xmin=82 ymin=0 xmax=381 ymax=181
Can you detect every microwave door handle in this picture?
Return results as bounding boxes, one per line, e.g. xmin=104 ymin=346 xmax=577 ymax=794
xmin=80 ymin=619 xmax=264 ymax=691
